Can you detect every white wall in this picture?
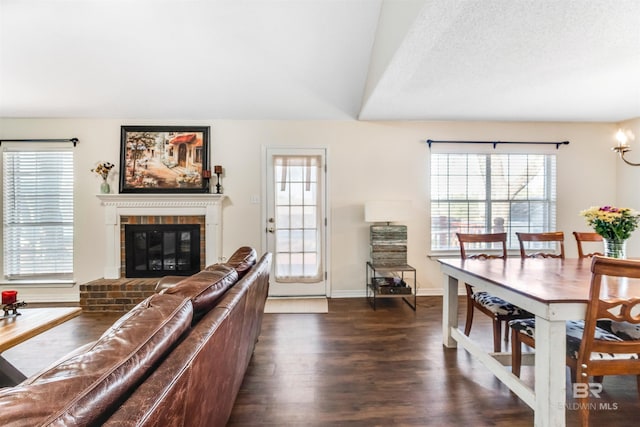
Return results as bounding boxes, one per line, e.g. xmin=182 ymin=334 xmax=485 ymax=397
xmin=0 ymin=118 xmax=625 ymax=301
xmin=616 ymin=117 xmax=640 ymax=256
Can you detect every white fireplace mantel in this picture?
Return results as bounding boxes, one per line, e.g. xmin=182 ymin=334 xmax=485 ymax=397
xmin=97 ymin=194 xmax=226 ymax=279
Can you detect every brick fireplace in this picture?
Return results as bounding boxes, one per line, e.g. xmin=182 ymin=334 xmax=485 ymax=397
xmin=97 ymin=194 xmax=225 ymax=279
xmin=82 ymin=194 xmax=225 ymax=311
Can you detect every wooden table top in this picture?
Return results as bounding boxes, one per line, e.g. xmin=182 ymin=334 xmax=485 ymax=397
xmin=0 ymin=307 xmax=82 ymax=353
xmin=439 ymin=257 xmax=640 ymax=304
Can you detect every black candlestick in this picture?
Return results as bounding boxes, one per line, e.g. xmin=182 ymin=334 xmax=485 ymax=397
xmin=215 ymin=172 xmax=222 ymax=194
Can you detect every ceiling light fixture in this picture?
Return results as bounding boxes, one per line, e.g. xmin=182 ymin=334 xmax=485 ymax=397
xmin=611 ymin=129 xmax=640 ymax=166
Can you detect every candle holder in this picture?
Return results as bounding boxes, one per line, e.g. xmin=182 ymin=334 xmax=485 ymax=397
xmin=214 ymin=165 xmax=223 ymax=194
xmin=215 ymin=172 xmax=223 ymax=194
xmin=202 ymin=170 xmax=212 ymax=191
xmin=2 ymin=301 xmax=27 ymax=317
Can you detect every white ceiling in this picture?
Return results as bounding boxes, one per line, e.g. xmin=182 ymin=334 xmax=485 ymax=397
xmin=1 ymin=0 xmax=639 ymax=122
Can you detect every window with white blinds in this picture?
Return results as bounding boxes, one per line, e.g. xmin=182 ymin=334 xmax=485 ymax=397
xmin=2 ymin=149 xmax=74 ymax=280
xmin=431 ymin=153 xmax=556 ymax=251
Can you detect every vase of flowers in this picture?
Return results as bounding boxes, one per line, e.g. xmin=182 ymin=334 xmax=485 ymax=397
xmin=603 ymin=238 xmax=627 ymax=259
xmin=91 ymin=162 xmax=115 ymax=194
xmin=580 ymin=205 xmax=640 ymax=259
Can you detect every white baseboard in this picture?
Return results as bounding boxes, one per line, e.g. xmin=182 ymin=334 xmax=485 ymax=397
xmin=330 ymin=288 xmax=466 ymax=298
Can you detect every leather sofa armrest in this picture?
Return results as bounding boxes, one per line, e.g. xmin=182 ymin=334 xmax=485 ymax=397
xmin=155 ymin=276 xmax=186 ymax=293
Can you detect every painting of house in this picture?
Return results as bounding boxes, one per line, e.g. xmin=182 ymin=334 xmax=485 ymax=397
xmin=120 ymin=127 xmax=208 ymax=192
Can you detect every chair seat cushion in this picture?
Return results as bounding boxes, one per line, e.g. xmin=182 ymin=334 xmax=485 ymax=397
xmin=509 ymin=318 xmax=637 ymax=360
xmin=596 ymin=319 xmax=640 ymax=341
xmin=472 ymin=291 xmax=530 ymax=316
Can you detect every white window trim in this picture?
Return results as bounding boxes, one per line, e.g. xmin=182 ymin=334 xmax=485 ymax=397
xmin=2 ymin=142 xmax=75 ymax=282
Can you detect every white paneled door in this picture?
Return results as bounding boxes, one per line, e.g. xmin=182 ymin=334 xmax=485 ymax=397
xmin=265 ymin=148 xmax=327 ymax=296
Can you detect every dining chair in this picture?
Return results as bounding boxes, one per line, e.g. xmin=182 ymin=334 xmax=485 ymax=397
xmin=573 ymin=231 xmax=603 ymax=259
xmin=456 ymin=232 xmax=532 ymax=352
xmin=516 ymin=231 xmax=565 ymax=259
xmin=510 ymin=256 xmax=640 ymax=426
xmin=575 ymin=230 xmax=637 ymax=385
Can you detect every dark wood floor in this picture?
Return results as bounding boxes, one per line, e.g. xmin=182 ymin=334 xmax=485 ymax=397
xmin=3 ymin=297 xmax=639 ymax=426
xmin=228 ymin=297 xmax=640 ymax=427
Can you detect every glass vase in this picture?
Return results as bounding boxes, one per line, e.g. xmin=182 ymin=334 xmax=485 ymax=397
xmin=603 ymin=238 xmax=627 ymax=259
xmin=100 ymin=180 xmax=110 ymax=194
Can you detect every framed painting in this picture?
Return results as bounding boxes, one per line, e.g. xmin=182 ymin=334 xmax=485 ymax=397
xmin=119 ymin=126 xmax=210 ymax=193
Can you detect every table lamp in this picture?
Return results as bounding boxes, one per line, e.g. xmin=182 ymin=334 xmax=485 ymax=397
xmin=364 ymin=201 xmax=411 ymax=266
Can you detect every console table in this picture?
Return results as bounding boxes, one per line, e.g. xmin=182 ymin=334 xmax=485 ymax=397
xmin=365 ymin=262 xmax=416 ymax=310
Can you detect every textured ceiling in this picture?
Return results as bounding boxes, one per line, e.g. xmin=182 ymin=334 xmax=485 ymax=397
xmin=1 ymin=0 xmax=639 ymax=122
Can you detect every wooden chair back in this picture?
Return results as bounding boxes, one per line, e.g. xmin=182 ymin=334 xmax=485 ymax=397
xmin=573 ymin=231 xmax=603 ymax=259
xmin=582 ymin=256 xmax=640 ymax=361
xmin=574 ymin=256 xmax=640 ymax=425
xmin=456 ymin=232 xmax=507 ymax=260
xmin=516 ymin=231 xmax=565 ymax=259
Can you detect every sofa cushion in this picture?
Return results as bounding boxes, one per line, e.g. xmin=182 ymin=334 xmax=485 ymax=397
xmin=164 ymin=264 xmax=238 ymax=318
xmin=0 ymin=293 xmax=193 ymax=427
xmin=159 ymin=247 xmax=256 ymax=294
xmin=154 ymin=275 xmax=187 ymax=293
xmin=215 ymin=246 xmax=257 ymax=279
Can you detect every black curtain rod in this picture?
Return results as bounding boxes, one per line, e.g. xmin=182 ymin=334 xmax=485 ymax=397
xmin=0 ymin=138 xmax=79 ymax=147
xmin=426 ymin=139 xmax=569 ymax=150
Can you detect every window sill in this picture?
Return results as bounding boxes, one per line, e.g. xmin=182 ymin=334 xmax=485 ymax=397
xmin=0 ymin=280 xmax=76 ymax=287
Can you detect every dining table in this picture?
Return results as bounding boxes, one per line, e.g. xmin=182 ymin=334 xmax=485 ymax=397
xmin=439 ymin=257 xmax=640 ymax=427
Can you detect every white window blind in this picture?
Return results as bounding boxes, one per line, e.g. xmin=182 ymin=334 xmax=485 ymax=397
xmin=431 ymin=153 xmax=556 ymax=251
xmin=3 ymin=149 xmax=74 ymax=280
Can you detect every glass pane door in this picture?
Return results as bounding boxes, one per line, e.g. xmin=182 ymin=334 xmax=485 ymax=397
xmin=266 ymin=148 xmax=326 ymax=296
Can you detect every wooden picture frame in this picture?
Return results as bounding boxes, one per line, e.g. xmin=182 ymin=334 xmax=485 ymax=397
xmin=119 ymin=126 xmax=210 ymax=193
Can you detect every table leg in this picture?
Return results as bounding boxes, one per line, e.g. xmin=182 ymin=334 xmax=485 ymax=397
xmin=442 ymin=274 xmax=458 ymax=348
xmin=0 ymin=355 xmax=27 ymax=387
xmin=534 ymin=316 xmax=566 ymax=427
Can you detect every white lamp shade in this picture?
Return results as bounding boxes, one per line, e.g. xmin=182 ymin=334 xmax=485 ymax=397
xmin=364 ymin=200 xmax=411 ymax=223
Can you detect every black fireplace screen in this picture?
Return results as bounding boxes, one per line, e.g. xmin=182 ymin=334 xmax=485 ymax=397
xmin=124 ymin=224 xmax=200 ymax=278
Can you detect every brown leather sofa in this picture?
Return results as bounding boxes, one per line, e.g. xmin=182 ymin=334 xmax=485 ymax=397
xmin=0 ymin=247 xmax=270 ymax=427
